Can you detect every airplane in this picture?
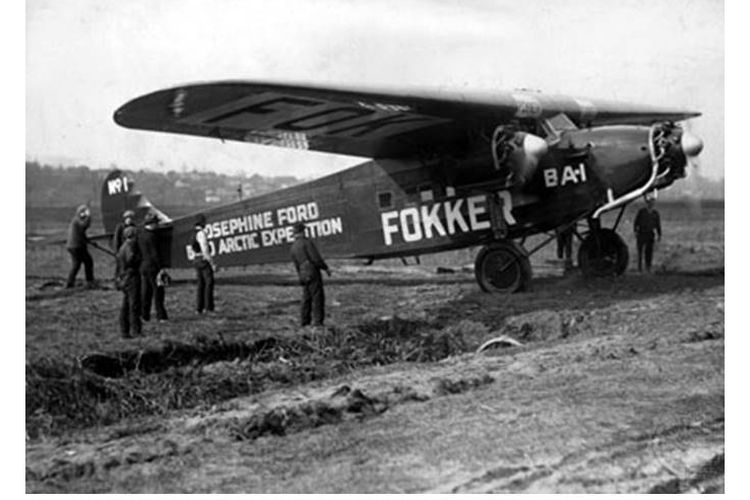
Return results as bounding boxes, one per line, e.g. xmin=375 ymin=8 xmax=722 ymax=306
xmin=106 ymin=81 xmax=703 ymax=293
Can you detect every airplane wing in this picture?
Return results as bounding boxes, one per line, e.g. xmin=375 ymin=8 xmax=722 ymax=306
xmin=114 ymin=81 xmax=700 ymax=159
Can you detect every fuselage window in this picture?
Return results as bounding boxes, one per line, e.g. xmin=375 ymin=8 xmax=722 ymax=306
xmin=419 ymin=184 xmax=434 ymax=202
xmin=445 ymin=186 xmax=456 ymax=198
xmin=378 ymin=191 xmax=393 ymax=209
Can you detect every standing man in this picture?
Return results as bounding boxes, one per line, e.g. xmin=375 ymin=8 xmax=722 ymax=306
xmin=633 ymin=196 xmax=662 ymax=273
xmin=139 ymin=213 xmax=168 ymax=322
xmin=115 ymin=226 xmax=142 ymax=338
xmin=65 ymin=204 xmax=95 ymax=288
xmin=190 ymin=214 xmax=215 ymax=314
xmin=556 ymin=224 xmax=575 ymax=272
xmin=112 ymin=209 xmax=135 ymax=252
xmin=290 ymin=222 xmax=331 ymax=327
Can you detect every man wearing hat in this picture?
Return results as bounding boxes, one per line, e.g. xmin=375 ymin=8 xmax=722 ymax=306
xmin=112 ymin=209 xmax=136 ymax=252
xmin=115 ymin=226 xmax=142 ymax=338
xmin=139 ymin=213 xmax=168 ymax=322
xmin=65 ymin=204 xmax=95 ymax=288
xmin=633 ymin=195 xmax=662 ymax=273
xmin=190 ymin=213 xmax=215 ymax=314
xmin=290 ymin=222 xmax=331 ymax=327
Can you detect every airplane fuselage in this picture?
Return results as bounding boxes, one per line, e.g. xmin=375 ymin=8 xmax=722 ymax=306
xmin=108 ymin=81 xmax=701 ymax=291
xmin=155 ymin=124 xmax=669 ymax=269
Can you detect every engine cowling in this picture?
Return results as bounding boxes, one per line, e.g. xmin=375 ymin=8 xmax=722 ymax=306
xmin=491 ymin=126 xmax=548 ymax=185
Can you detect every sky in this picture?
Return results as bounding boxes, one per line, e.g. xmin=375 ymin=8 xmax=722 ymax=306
xmin=26 ymin=0 xmax=724 ymax=180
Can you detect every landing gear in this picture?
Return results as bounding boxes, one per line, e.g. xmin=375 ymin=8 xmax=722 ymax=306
xmin=474 ymin=240 xmax=532 ymax=293
xmin=577 ymin=228 xmax=629 ymax=277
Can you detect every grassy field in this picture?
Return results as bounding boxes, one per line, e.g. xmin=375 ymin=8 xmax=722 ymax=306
xmin=25 ymin=199 xmax=724 ymax=493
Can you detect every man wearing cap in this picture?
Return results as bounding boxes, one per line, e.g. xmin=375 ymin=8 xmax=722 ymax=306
xmin=115 ymin=226 xmax=142 ymax=338
xmin=634 ymin=196 xmax=662 ymax=273
xmin=190 ymin=213 xmax=215 ymax=314
xmin=139 ymin=213 xmax=168 ymax=322
xmin=290 ymin=222 xmax=331 ymax=327
xmin=65 ymin=204 xmax=95 ymax=288
xmin=112 ymin=209 xmax=136 ymax=252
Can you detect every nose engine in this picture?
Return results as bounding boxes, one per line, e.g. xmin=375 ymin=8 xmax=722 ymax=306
xmin=651 ymin=122 xmax=703 ymax=189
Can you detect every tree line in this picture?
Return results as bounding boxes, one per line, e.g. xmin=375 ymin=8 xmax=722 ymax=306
xmin=25 ymin=161 xmax=301 ymax=207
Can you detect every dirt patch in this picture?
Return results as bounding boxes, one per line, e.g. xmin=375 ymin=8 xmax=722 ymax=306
xmin=25 ymin=201 xmax=725 ymax=492
xmin=26 ymin=321 xmax=723 ymax=493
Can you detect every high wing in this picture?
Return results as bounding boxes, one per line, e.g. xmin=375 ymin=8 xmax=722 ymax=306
xmin=114 ymin=81 xmax=700 ymax=159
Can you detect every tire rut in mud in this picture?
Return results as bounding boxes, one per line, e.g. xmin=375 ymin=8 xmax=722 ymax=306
xmin=222 ymin=373 xmax=495 ymax=442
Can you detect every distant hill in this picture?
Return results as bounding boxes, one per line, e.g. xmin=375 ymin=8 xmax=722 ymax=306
xmin=25 ymin=162 xmax=302 ymax=207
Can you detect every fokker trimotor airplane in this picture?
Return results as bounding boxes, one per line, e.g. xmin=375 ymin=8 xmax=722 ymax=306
xmin=104 ymin=81 xmax=703 ymax=293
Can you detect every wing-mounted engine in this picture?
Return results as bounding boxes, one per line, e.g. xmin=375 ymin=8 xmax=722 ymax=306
xmin=491 ymin=125 xmax=548 ymax=187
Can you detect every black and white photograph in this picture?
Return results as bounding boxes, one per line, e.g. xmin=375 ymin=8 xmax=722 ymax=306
xmin=22 ymin=0 xmax=730 ymax=493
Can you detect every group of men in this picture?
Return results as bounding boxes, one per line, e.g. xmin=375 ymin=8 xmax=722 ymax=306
xmin=112 ymin=210 xmax=169 ymax=338
xmin=66 ymin=206 xmax=328 ymax=337
xmin=115 ymin=212 xmax=331 ymax=337
xmin=64 ymin=206 xmax=170 ymax=337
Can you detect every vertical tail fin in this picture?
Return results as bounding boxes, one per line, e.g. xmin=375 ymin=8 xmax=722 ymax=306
xmin=100 ymin=170 xmax=170 ymax=234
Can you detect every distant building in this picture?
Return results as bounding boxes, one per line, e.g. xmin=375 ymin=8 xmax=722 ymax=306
xmin=204 ymin=190 xmax=221 ymax=204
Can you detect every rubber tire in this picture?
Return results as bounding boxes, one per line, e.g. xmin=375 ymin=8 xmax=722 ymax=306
xmin=475 ymin=241 xmax=531 ymax=293
xmin=577 ymin=229 xmax=629 ymax=277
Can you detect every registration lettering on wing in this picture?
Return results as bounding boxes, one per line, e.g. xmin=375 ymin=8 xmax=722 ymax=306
xmin=512 ymin=93 xmax=543 ymax=118
xmin=178 ymin=93 xmax=448 ymax=140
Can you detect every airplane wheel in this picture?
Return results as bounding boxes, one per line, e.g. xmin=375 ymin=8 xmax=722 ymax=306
xmin=475 ymin=241 xmax=531 ymax=293
xmin=578 ymin=229 xmax=629 ymax=277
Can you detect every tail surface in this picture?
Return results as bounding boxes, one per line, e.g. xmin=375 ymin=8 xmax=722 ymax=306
xmin=100 ymin=170 xmax=170 ymax=234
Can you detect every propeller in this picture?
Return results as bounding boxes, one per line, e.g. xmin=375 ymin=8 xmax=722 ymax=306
xmin=680 ymin=121 xmax=704 ymax=216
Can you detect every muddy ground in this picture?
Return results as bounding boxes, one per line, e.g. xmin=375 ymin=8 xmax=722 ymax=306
xmin=25 ymin=202 xmax=724 ymax=493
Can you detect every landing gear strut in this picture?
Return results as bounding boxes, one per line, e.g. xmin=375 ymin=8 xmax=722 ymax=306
xmin=474 ymin=240 xmax=532 ymax=293
xmin=577 ymin=219 xmax=629 ymax=277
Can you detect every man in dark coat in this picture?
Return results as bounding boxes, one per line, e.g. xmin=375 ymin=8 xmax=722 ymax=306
xmin=290 ymin=222 xmax=331 ymax=327
xmin=65 ymin=204 xmax=95 ymax=288
xmin=190 ymin=213 xmax=215 ymax=314
xmin=139 ymin=213 xmax=168 ymax=322
xmin=112 ymin=209 xmax=135 ymax=252
xmin=633 ymin=197 xmax=662 ymax=273
xmin=115 ymin=226 xmax=142 ymax=338
xmin=556 ymin=224 xmax=575 ymax=272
